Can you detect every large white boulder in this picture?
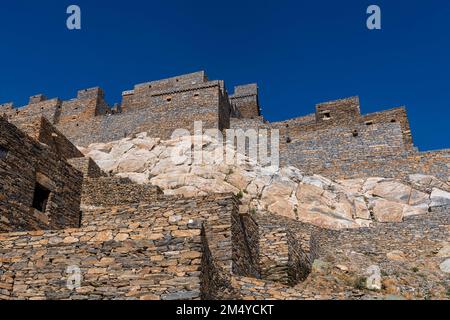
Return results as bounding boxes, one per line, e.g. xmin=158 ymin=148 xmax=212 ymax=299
xmin=370 ymin=199 xmax=404 ymax=223
xmin=430 ymin=188 xmax=450 ymax=207
xmin=79 ymin=133 xmax=447 ymax=230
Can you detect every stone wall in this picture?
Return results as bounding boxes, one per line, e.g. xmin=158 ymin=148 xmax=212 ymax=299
xmin=81 ymin=177 xmax=163 ymax=207
xmin=0 ymin=206 xmax=205 ymax=300
xmin=228 ymin=206 xmax=449 ymax=300
xmin=67 ymin=157 xmax=106 ymax=179
xmin=0 ymin=193 xmax=261 ymax=300
xmin=13 ymin=117 xmax=84 ymax=160
xmin=2 ymin=71 xmax=447 ymax=181
xmin=280 ymin=122 xmax=407 ymax=174
xmin=314 ymin=149 xmax=450 ymax=181
xmin=231 ymin=212 xmax=260 ymax=278
xmin=230 ymin=84 xmax=260 ymax=119
xmin=2 ymin=72 xmax=235 ymax=146
xmin=0 ymin=118 xmax=82 ymax=232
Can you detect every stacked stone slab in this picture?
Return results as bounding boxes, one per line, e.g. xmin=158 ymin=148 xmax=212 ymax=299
xmin=0 ymin=117 xmax=83 ymax=232
xmin=0 ymin=71 xmax=449 ymax=300
xmin=2 ymin=71 xmax=447 ymax=181
xmin=0 ymin=119 xmax=314 ymax=300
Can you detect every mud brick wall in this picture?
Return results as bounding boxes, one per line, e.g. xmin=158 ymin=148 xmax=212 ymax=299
xmin=0 ymin=118 xmax=82 ymax=233
xmin=67 ymin=157 xmax=106 ymax=179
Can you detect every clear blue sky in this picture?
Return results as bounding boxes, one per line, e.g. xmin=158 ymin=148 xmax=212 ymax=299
xmin=0 ymin=1 xmax=449 ymax=151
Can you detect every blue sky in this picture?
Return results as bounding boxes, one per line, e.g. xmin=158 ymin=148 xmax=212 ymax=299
xmin=0 ymin=0 xmax=449 ymax=151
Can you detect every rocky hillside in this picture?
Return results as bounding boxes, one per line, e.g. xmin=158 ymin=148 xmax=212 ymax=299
xmin=79 ymin=133 xmax=450 ymax=230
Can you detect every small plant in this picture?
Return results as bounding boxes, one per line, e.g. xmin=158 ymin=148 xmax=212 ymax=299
xmin=447 ymin=288 xmax=450 ymax=298
xmin=412 ymin=267 xmax=419 ymax=273
xmin=236 ymin=191 xmax=244 ymax=199
xmin=354 ymin=276 xmax=367 ymax=290
xmin=250 ymin=208 xmax=257 ymax=215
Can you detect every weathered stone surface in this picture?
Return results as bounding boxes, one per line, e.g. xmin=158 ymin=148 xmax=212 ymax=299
xmin=439 ymin=259 xmax=450 ymax=274
xmin=1 ymin=70 xmax=449 ymax=301
xmin=76 ymin=134 xmax=447 ymax=230
xmin=437 ymin=244 xmax=450 ymax=258
xmin=430 ymin=188 xmax=450 ymax=207
xmin=372 ymin=181 xmax=411 ymax=204
xmin=371 ymin=199 xmax=404 ymax=223
xmin=386 ymin=250 xmax=407 ymax=262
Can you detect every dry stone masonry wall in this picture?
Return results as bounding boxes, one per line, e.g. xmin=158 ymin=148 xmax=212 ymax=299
xmin=0 ymin=71 xmax=449 ymax=300
xmin=2 ymin=71 xmax=447 ymax=181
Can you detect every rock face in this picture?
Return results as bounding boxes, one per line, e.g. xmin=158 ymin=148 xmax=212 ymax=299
xmin=439 ymin=259 xmax=450 ymax=274
xmin=80 ymin=134 xmax=450 ymax=230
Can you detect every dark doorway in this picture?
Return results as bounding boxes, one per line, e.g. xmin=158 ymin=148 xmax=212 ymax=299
xmin=0 ymin=146 xmax=8 ymax=159
xmin=32 ymin=183 xmax=51 ymax=212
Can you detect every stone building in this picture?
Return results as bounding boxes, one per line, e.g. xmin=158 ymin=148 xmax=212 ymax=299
xmin=1 ymin=71 xmax=448 ymax=180
xmin=0 ymin=71 xmax=449 ymax=300
xmin=0 ymin=117 xmax=83 ymax=232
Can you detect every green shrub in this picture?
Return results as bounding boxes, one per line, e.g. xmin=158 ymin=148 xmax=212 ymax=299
xmin=354 ymin=277 xmax=367 ymax=290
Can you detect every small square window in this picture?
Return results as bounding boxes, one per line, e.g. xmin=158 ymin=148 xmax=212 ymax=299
xmin=323 ymin=112 xmax=331 ymax=119
xmin=32 ymin=183 xmax=51 ymax=213
xmin=0 ymin=146 xmax=8 ymax=159
xmin=166 ymin=97 xmax=172 ymax=102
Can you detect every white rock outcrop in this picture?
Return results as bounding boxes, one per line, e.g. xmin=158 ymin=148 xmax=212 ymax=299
xmin=79 ymin=134 xmax=450 ymax=230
